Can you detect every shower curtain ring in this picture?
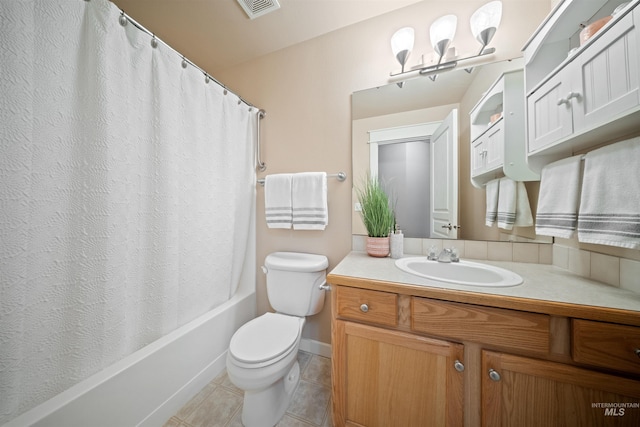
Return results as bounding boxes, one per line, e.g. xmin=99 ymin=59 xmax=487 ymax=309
xmin=151 ymin=35 xmax=158 ymax=49
xmin=181 ymin=57 xmax=188 ymax=69
xmin=119 ymin=12 xmax=128 ymax=27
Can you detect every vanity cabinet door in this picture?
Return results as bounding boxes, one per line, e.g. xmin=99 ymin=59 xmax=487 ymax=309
xmin=482 ymin=350 xmax=640 ymax=426
xmin=571 ymin=10 xmax=640 ymax=134
xmin=332 ymin=320 xmax=464 ymax=427
xmin=527 ymin=67 xmax=573 ymax=154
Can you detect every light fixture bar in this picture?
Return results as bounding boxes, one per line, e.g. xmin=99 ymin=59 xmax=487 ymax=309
xmin=389 ymin=47 xmax=495 ymax=78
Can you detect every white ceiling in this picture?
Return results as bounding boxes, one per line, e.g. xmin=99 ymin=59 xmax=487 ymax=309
xmin=110 ymin=0 xmax=424 ymax=74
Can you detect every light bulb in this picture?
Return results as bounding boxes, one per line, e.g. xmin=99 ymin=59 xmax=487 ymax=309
xmin=470 ymin=1 xmax=502 ymax=47
xmin=391 ymin=27 xmax=415 ymax=68
xmin=430 ymin=14 xmax=457 ymax=58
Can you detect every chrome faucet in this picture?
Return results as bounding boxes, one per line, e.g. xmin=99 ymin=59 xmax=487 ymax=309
xmin=437 ymin=248 xmax=459 ymax=263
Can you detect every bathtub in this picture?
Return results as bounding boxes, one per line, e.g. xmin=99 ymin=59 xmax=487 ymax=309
xmin=5 ymin=235 xmax=257 ymax=427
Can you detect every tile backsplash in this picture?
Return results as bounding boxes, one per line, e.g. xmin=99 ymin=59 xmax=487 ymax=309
xmin=352 ymin=236 xmax=639 ymax=294
xmin=352 ymin=236 xmax=553 ymax=265
xmin=552 ymin=244 xmax=640 ymax=293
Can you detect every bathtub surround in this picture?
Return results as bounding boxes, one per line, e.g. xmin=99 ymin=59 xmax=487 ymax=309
xmin=1 ymin=0 xmax=256 ymax=423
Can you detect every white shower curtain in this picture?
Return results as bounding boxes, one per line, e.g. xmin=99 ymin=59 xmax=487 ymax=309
xmin=0 ymin=0 xmax=256 ymax=422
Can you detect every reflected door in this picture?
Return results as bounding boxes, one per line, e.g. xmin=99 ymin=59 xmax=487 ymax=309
xmin=430 ymin=109 xmax=459 ymax=239
xmin=379 ymin=141 xmax=430 ymax=238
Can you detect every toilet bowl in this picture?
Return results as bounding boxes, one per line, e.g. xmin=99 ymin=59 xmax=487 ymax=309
xmin=226 ymin=313 xmax=304 ymax=427
xmin=225 ymin=252 xmax=328 ymax=427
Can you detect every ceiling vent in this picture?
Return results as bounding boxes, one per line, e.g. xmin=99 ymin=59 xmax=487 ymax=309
xmin=237 ymin=0 xmax=281 ymax=19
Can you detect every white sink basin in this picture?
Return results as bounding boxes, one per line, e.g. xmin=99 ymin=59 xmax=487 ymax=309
xmin=395 ymin=257 xmax=523 ymax=287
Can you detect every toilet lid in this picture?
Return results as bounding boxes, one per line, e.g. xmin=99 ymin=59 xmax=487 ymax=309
xmin=229 ymin=313 xmax=300 ymax=364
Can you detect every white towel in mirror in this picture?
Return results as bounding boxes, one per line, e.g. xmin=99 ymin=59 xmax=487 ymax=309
xmin=485 ymin=179 xmax=500 ymax=227
xmin=497 ymin=178 xmax=533 ymax=230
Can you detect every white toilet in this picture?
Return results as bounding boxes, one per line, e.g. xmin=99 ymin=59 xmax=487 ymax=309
xmin=226 ymin=251 xmax=329 ymax=427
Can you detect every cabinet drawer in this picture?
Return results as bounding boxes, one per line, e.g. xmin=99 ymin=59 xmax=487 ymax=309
xmin=412 ymin=298 xmax=550 ymax=353
xmin=335 ymin=286 xmax=397 ymax=327
xmin=572 ymin=319 xmax=640 ymax=375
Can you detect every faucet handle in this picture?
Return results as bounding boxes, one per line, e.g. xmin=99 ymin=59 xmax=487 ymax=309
xmin=427 ymin=245 xmax=439 ymax=260
xmin=450 ymin=248 xmax=459 ymax=262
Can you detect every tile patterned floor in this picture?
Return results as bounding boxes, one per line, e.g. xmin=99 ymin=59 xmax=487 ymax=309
xmin=163 ymin=351 xmax=333 ymax=427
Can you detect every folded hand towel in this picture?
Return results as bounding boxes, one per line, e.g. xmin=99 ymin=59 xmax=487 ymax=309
xmin=485 ymin=178 xmax=500 ymax=227
xmin=535 ymin=155 xmax=582 ymax=238
xmin=264 ymin=174 xmax=293 ymax=229
xmin=497 ymin=178 xmax=516 ymax=230
xmin=514 ymin=181 xmax=534 ymax=227
xmin=292 ymin=172 xmax=328 ymax=230
xmin=578 ymin=138 xmax=640 ymax=249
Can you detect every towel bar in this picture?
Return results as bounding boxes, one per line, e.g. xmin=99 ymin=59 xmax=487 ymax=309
xmin=257 ymin=172 xmax=346 ymax=186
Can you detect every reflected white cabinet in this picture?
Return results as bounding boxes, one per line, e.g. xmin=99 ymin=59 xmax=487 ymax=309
xmin=469 ymin=69 xmax=539 ymax=188
xmin=471 ymin=120 xmax=504 ymax=177
xmin=524 ymin=0 xmax=640 ymax=170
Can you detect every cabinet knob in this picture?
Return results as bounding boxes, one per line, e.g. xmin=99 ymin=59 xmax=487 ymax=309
xmin=567 ymin=91 xmax=581 ymax=101
xmin=557 ymin=97 xmax=569 ymax=106
xmin=488 ymin=368 xmax=501 ymax=381
xmin=634 ymin=348 xmax=640 ymax=359
xmin=454 ymin=360 xmax=465 ymax=372
xmin=360 ymin=303 xmax=369 ymax=313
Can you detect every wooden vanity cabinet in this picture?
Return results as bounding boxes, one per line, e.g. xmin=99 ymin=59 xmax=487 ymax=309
xmin=333 ymin=320 xmax=464 ymax=427
xmin=482 ymin=350 xmax=640 ymax=426
xmin=330 ymin=280 xmax=640 ymax=427
xmin=331 ymin=286 xmax=464 ymax=427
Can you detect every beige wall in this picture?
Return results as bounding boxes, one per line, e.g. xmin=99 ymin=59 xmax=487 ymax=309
xmin=217 ymin=0 xmax=552 ymax=345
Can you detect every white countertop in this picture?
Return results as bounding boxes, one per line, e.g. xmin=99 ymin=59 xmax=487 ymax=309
xmin=329 ymin=252 xmax=640 ymax=314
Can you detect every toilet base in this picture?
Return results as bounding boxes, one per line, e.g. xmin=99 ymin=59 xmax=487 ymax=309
xmin=241 ymin=361 xmax=301 ymax=427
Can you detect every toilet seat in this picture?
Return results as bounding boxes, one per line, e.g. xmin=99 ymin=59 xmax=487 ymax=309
xmin=229 ymin=313 xmax=301 ymax=367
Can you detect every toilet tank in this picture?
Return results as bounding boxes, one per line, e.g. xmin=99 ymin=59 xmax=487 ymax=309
xmin=264 ymin=252 xmax=329 ymax=317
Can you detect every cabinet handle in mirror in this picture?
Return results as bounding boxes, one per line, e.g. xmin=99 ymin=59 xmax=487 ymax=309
xmin=454 ymin=360 xmax=465 ymax=372
xmin=360 ymin=303 xmax=369 ymax=313
xmin=635 ymin=348 xmax=640 ymax=359
xmin=488 ymin=369 xmax=501 ymax=381
xmin=442 ymin=223 xmax=453 ymax=230
xmin=557 ymin=97 xmax=570 ymax=106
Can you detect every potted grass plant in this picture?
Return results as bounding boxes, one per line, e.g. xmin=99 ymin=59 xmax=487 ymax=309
xmin=355 ymin=176 xmax=395 ymax=257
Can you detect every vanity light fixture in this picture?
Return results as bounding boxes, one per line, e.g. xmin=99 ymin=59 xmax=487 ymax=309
xmin=390 ymin=0 xmax=502 ymax=85
xmin=390 ymin=27 xmax=415 ymax=87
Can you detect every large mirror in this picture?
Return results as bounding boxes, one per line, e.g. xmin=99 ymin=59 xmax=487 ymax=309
xmin=352 ymin=57 xmax=551 ymax=243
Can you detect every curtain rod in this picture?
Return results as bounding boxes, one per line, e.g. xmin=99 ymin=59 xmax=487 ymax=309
xmin=109 ymin=1 xmax=261 ymax=112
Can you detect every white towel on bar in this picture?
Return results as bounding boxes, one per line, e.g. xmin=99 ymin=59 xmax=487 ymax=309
xmin=578 ymin=138 xmax=640 ymax=249
xmin=497 ymin=178 xmax=516 ymax=229
xmin=514 ymin=181 xmax=534 ymax=228
xmin=292 ymin=172 xmax=328 ymax=230
xmin=264 ymin=174 xmax=293 ymax=229
xmin=485 ymin=178 xmax=500 ymax=227
xmin=497 ymin=178 xmax=533 ymax=230
xmin=535 ymin=155 xmax=582 ymax=238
